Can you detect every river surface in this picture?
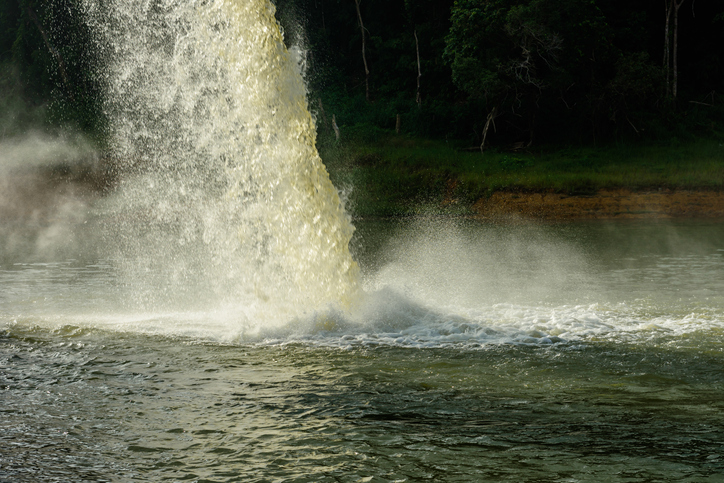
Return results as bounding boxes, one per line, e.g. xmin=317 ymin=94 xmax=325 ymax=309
xmin=2 ymin=219 xmax=724 ymax=482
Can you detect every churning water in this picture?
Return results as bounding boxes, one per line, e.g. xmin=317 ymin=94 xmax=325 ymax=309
xmin=1 ymin=1 xmax=724 ymax=481
xmin=2 ymin=220 xmax=724 ymax=482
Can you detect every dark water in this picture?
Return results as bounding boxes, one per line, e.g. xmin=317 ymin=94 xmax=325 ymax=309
xmin=2 ymin=220 xmax=724 ymax=482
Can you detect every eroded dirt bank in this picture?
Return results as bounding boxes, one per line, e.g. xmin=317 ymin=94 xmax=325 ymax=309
xmin=472 ymin=189 xmax=724 ymax=220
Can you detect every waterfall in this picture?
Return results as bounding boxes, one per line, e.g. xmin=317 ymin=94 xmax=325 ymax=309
xmin=83 ymin=0 xmax=359 ymax=322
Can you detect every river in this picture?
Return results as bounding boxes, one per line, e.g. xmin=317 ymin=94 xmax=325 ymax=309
xmin=2 ymin=219 xmax=723 ymax=482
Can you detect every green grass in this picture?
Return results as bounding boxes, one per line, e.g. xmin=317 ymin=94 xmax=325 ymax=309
xmin=319 ymin=128 xmax=724 ymax=217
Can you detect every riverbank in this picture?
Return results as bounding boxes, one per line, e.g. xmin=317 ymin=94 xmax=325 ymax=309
xmin=321 ymin=134 xmax=724 ymax=219
xmin=471 ymin=189 xmax=724 ymax=220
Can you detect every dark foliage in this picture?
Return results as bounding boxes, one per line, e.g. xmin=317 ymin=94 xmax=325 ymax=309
xmin=1 ymin=0 xmax=722 ymax=148
xmin=278 ymin=0 xmax=724 ymax=147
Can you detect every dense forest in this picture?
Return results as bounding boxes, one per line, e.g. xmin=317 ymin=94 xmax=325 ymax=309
xmin=2 ymin=0 xmax=723 ymax=148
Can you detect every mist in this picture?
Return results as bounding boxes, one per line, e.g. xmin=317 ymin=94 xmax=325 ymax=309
xmin=0 ymin=130 xmax=102 ymax=264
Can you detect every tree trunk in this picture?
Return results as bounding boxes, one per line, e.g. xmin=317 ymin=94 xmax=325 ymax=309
xmin=672 ymin=0 xmax=685 ymax=99
xmin=332 ymin=115 xmax=340 ymax=141
xmin=480 ymin=107 xmax=497 ymax=153
xmin=317 ymin=98 xmax=328 ymax=128
xmin=664 ymin=0 xmax=686 ymax=100
xmin=414 ymin=29 xmax=422 ymax=108
xmin=663 ymin=0 xmax=673 ymax=97
xmin=354 ymin=0 xmax=370 ymax=102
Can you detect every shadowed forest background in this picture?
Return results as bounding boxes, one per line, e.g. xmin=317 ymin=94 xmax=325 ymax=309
xmin=2 ymin=0 xmax=723 ymax=147
xmin=276 ymin=0 xmax=723 ymax=148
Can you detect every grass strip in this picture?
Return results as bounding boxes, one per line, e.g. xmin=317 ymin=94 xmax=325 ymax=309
xmin=319 ymin=129 xmax=724 ymax=217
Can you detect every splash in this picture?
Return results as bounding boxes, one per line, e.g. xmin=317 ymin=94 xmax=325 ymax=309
xmin=82 ymin=0 xmax=359 ymax=320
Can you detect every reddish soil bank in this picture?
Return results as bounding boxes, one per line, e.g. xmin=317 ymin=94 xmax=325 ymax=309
xmin=472 ymin=189 xmax=724 ymax=220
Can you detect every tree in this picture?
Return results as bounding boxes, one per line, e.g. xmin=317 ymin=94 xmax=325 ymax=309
xmin=443 ymin=0 xmax=679 ymax=144
xmin=663 ymin=0 xmax=687 ymax=100
xmin=444 ymin=0 xmax=568 ymax=146
xmin=353 ymin=0 xmax=371 ymax=102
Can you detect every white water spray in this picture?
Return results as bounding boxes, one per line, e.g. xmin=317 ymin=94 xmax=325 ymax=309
xmin=83 ymin=0 xmax=359 ymax=322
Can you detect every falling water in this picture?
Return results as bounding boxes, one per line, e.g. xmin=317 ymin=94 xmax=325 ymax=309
xmin=82 ymin=0 xmax=359 ymax=321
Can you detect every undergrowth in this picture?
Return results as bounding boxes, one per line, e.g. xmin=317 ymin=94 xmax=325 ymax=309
xmin=319 ymin=127 xmax=724 ymax=217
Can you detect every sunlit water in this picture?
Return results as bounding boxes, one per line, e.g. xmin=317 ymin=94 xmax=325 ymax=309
xmin=2 ymin=220 xmax=724 ymax=482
